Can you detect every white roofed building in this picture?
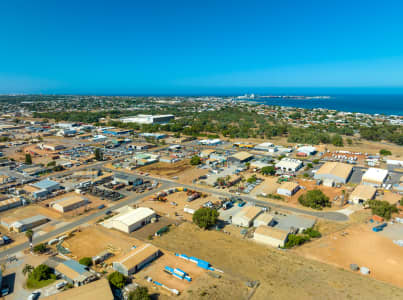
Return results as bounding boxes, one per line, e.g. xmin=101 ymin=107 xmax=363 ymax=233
xmin=362 ymin=168 xmax=388 ymax=187
xmin=103 ymin=206 xmax=156 ymax=233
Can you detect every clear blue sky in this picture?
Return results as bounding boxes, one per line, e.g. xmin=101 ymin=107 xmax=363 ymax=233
xmin=1 ymin=0 xmax=403 ymax=94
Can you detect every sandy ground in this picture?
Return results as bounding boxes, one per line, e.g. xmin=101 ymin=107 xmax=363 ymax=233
xmin=176 ymin=167 xmax=208 ymax=185
xmin=380 ymin=191 xmax=401 ymax=205
xmin=151 ymin=222 xmax=403 ymax=300
xmin=296 ymin=222 xmax=403 ymax=289
xmin=60 ymin=225 xmax=141 ymax=262
xmin=0 ymin=204 xmax=62 ymax=225
xmin=138 ymin=160 xmax=193 ymax=178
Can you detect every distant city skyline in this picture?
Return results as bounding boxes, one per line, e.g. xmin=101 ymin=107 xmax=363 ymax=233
xmin=1 ymin=1 xmax=403 ymax=94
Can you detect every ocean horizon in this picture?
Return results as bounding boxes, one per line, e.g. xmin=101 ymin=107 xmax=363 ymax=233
xmin=245 ymin=94 xmax=403 ymax=116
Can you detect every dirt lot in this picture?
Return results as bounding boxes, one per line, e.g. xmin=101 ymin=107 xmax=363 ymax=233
xmin=60 ymin=225 xmax=140 ymax=261
xmin=151 ymin=222 xmax=403 ymax=300
xmin=138 ymin=160 xmax=193 ymax=178
xmin=176 ymin=167 xmax=208 ymax=185
xmin=380 ymin=190 xmax=401 ymax=205
xmin=0 ymin=204 xmax=62 ymax=225
xmin=139 ymin=191 xmax=219 ymax=221
xmin=296 ymin=222 xmax=403 ymax=289
xmin=136 ymin=251 xmax=207 ymax=294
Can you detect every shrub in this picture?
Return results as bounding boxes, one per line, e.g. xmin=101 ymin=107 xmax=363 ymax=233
xmin=129 ymin=286 xmax=151 ymax=300
xmin=107 ymin=271 xmax=126 ymax=289
xmin=379 ymin=149 xmax=392 ymax=156
xmin=284 ymin=234 xmax=310 ymax=249
xmin=298 ymin=189 xmax=330 ymax=210
xmin=303 ymin=227 xmax=322 ymax=238
xmin=193 ymin=208 xmax=219 ymax=229
xmin=29 ymin=264 xmax=53 ymax=282
xmin=79 ymin=257 xmax=93 ymax=267
xmin=190 ymin=155 xmax=201 ymax=165
xmin=261 ymin=166 xmax=276 ymax=175
xmin=367 ymin=199 xmax=398 ymax=220
xmin=33 ymin=243 xmax=47 ymax=254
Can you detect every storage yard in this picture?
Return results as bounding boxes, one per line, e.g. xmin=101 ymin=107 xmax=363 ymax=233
xmin=59 ymin=225 xmax=141 ymax=262
xmin=139 ymin=190 xmax=220 ymax=221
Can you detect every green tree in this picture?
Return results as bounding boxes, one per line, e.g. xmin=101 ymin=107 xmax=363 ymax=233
xmin=129 ymin=286 xmax=151 ymax=300
xmin=261 ymin=166 xmax=276 ymax=176
xmin=284 ymin=234 xmax=310 ymax=249
xmin=22 ymin=264 xmax=34 ymax=276
xmin=25 ymin=153 xmax=32 ymax=164
xmin=47 ymin=161 xmax=56 ymax=167
xmin=107 ymin=271 xmax=126 ymax=289
xmin=190 ymin=155 xmax=201 ymax=165
xmin=298 ymin=189 xmax=330 ymax=210
xmin=367 ymin=200 xmax=398 ymax=220
xmin=400 ymin=197 xmax=403 ymax=206
xmin=192 ymin=208 xmax=219 ymax=229
xmin=94 ymin=148 xmax=103 ymax=161
xmin=379 ymin=149 xmax=392 ymax=156
xmin=331 ymin=134 xmax=344 ymax=147
xmin=79 ymin=257 xmax=93 ymax=267
xmin=25 ymin=229 xmax=34 ymax=243
xmin=29 ymin=264 xmax=53 ymax=281
xmin=347 ymin=138 xmax=353 ymax=145
xmin=247 ymin=174 xmax=257 ymax=184
xmin=33 ymin=243 xmax=47 ymax=254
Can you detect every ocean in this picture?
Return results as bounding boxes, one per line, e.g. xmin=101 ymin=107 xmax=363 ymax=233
xmin=248 ymin=94 xmax=403 ymax=116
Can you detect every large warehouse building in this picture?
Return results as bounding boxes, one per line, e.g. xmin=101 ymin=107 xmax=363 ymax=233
xmin=104 ymin=207 xmax=156 ymax=233
xmin=52 ymin=195 xmax=89 ymax=213
xmin=113 ymin=243 xmax=160 ymax=276
xmin=362 ymin=168 xmax=389 ymax=187
xmin=275 ymin=158 xmax=303 ymax=173
xmin=11 ymin=215 xmax=49 ymax=232
xmin=120 ymin=114 xmax=174 ymax=125
xmin=314 ymin=162 xmax=353 ymax=184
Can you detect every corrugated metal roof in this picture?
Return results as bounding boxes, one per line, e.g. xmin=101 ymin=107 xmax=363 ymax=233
xmin=32 ymin=179 xmax=59 ymax=190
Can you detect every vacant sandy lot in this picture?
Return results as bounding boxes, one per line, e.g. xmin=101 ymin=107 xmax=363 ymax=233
xmin=60 ymin=225 xmax=141 ymax=261
xmin=138 ymin=160 xmax=193 ymax=178
xmin=152 ymin=222 xmax=403 ymax=300
xmin=296 ymin=222 xmax=403 ymax=289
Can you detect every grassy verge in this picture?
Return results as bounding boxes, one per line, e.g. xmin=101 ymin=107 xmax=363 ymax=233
xmin=26 ymin=277 xmax=56 ymax=289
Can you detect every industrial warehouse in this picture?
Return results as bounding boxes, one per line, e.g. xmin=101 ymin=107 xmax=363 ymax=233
xmin=103 ymin=206 xmax=157 ymax=233
xmin=314 ymin=162 xmax=353 ymax=184
xmin=113 ymin=243 xmax=161 ymax=276
xmin=51 ymin=195 xmax=89 ymax=213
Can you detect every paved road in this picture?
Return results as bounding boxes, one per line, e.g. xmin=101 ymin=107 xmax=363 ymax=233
xmin=107 ymin=168 xmax=349 ymax=221
xmin=0 ymin=183 xmax=170 ymax=259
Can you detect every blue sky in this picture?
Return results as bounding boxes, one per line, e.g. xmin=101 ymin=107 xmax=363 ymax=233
xmin=1 ymin=0 xmax=403 ymax=94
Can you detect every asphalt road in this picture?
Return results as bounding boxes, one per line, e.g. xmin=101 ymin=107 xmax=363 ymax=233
xmin=0 ymin=182 xmax=170 ymax=259
xmin=107 ymin=168 xmax=349 ymax=221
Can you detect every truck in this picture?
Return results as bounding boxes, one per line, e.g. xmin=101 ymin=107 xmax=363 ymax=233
xmin=222 ymin=201 xmax=232 ymax=210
